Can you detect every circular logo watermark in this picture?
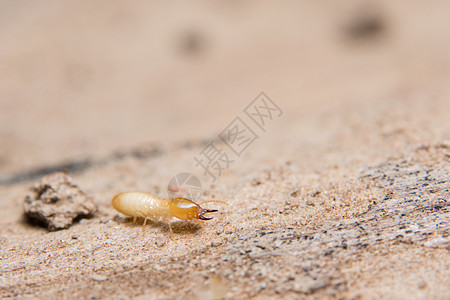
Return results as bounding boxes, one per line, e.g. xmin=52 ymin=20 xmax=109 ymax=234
xmin=167 ymin=172 xmax=202 ymax=202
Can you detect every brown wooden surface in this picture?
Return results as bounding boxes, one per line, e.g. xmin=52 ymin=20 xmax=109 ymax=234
xmin=1 ymin=1 xmax=449 ymax=299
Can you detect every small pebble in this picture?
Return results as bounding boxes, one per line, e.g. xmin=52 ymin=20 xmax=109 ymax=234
xmin=418 ymin=280 xmax=427 ymax=289
xmin=155 ymin=236 xmax=166 ymax=247
xmin=290 ymin=190 xmax=299 ymax=197
xmin=91 ymin=274 xmax=107 ymax=281
xmin=273 ymin=240 xmax=284 ymax=248
xmin=309 ymin=190 xmax=321 ymax=197
xmin=306 ymin=198 xmax=316 ymax=206
xmin=215 ymin=225 xmax=224 ymax=235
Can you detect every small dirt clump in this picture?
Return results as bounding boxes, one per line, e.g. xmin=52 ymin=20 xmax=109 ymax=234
xmin=24 ymin=172 xmax=96 ymax=231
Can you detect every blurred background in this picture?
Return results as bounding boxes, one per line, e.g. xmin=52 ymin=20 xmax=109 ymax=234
xmin=1 ymin=0 xmax=450 ymax=177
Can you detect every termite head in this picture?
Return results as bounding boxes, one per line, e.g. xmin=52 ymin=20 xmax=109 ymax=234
xmin=170 ymin=198 xmax=218 ymax=221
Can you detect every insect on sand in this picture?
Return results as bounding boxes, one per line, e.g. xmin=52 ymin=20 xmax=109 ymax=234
xmin=112 ymin=192 xmax=221 ymax=235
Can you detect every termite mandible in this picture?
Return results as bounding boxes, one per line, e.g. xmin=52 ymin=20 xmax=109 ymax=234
xmin=112 ymin=192 xmax=220 ymax=235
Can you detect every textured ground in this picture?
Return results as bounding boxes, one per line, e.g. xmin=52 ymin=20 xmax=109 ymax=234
xmin=1 ymin=1 xmax=450 ymax=299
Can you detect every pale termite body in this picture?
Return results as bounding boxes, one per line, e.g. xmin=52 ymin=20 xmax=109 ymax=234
xmin=112 ymin=192 xmax=218 ymax=234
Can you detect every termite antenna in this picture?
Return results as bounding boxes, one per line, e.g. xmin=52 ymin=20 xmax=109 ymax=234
xmin=199 ymin=199 xmax=228 ymax=205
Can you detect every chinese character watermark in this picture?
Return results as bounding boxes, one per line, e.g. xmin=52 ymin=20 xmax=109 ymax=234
xmin=219 ymin=117 xmax=258 ymax=156
xmin=167 ymin=172 xmax=202 ymax=202
xmin=194 ymin=141 xmax=234 ymax=182
xmin=193 ymin=92 xmax=282 ymax=183
xmin=245 ymin=92 xmax=283 ymax=132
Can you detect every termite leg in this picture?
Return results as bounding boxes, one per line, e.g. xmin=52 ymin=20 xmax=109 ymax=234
xmin=168 ymin=223 xmax=174 ymax=237
xmin=141 ymin=215 xmax=158 ymax=231
xmin=192 ymin=219 xmax=206 ymax=231
xmin=134 ymin=210 xmax=149 ymax=229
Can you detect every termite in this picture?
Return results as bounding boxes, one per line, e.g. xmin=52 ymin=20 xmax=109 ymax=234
xmin=112 ymin=192 xmax=219 ymax=235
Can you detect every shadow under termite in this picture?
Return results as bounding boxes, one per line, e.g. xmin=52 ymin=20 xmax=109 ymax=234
xmin=118 ymin=216 xmax=203 ymax=235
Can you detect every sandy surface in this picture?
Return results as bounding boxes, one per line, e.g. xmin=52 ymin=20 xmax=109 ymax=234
xmin=1 ymin=1 xmax=449 ymax=299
